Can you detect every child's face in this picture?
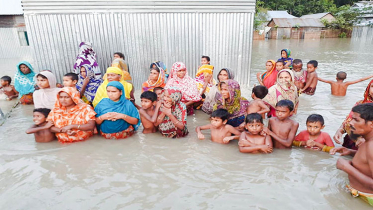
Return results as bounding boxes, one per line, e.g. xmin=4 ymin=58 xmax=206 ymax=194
xmin=276 ymin=63 xmax=284 ymax=71
xmin=307 ymin=64 xmax=317 ymax=73
xmin=141 ymin=98 xmax=155 ymax=110
xmin=245 ymin=121 xmax=263 ymax=135
xmin=306 ymin=121 xmax=324 ymax=136
xmin=37 ymin=76 xmax=50 ymax=89
xmin=107 ymin=73 xmax=121 ymax=82
xmin=281 ymin=50 xmax=287 ymax=58
xmin=155 ymin=89 xmax=162 ymax=101
xmin=218 ymin=70 xmax=229 ymax=82
xmin=80 ymin=67 xmax=87 ymax=78
xmin=20 ymin=64 xmax=31 ymax=74
xmin=33 ymin=112 xmax=47 ymax=125
xmin=275 ymin=106 xmax=292 ymax=121
xmin=63 ymin=76 xmax=76 ymax=87
xmin=162 ymin=91 xmax=173 ymax=108
xmin=278 ymin=71 xmax=292 ymax=85
xmin=292 ymin=63 xmax=303 ymax=72
xmin=266 ymin=62 xmax=273 ymax=71
xmin=210 ymin=117 xmax=226 ymax=128
xmin=149 ymin=69 xmax=159 ymax=81
xmin=176 ymin=69 xmax=186 ymax=79
xmin=107 ymin=86 xmax=122 ymax=102
xmin=113 ymin=54 xmax=121 ymax=59
xmin=1 ymin=79 xmax=8 ymax=87
xmin=201 ymin=58 xmax=209 ymax=65
xmin=220 ymin=83 xmax=230 ymax=100
xmin=58 ymin=92 xmax=75 ymax=107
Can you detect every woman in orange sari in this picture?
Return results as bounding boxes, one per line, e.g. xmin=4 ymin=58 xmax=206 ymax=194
xmin=47 ymin=87 xmax=96 ymax=143
xmin=256 ymin=60 xmax=277 ymax=89
xmin=142 ymin=64 xmax=166 ymax=92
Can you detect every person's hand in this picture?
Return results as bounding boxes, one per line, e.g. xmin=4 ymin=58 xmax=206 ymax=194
xmin=45 ymin=121 xmax=53 ymax=129
xmin=260 ymin=145 xmax=273 ymax=153
xmin=6 ymin=97 xmax=12 ymax=101
xmin=329 ymin=147 xmax=352 ymax=156
xmin=336 ymin=158 xmax=352 ymax=171
xmin=333 ymin=130 xmax=343 ymax=144
xmin=61 ymin=125 xmax=75 ymax=132
xmin=66 ymin=130 xmax=77 ymax=136
xmin=83 ymin=76 xmax=90 ymax=86
xmin=223 ymin=136 xmax=234 ymax=143
xmin=262 ymin=127 xmax=270 ymax=135
xmin=198 ymin=132 xmax=205 ymax=140
xmin=156 ymin=100 xmax=162 ymax=108
xmin=204 ymin=74 xmax=212 ymax=84
xmin=306 ymin=140 xmax=315 ymax=147
xmin=161 ymin=106 xmax=172 ymax=116
xmin=356 ymin=136 xmax=366 ymax=147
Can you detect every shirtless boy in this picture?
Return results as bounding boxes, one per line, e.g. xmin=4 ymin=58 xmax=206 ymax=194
xmin=335 ymin=103 xmax=373 ymax=206
xmin=247 ymin=85 xmax=270 ymax=119
xmin=0 ymin=76 xmax=18 ymax=100
xmin=292 ymin=59 xmax=307 ymax=90
xmin=300 ymin=60 xmax=318 ymax=95
xmin=263 ymin=99 xmax=299 ymax=149
xmin=196 ymin=109 xmax=241 ymax=144
xmin=139 ymin=91 xmax=159 ymax=134
xmin=26 ymin=108 xmax=55 ymax=142
xmin=238 ymin=113 xmax=273 ymax=154
xmin=63 ymin=73 xmax=78 ymax=89
xmin=318 ymin=71 xmax=373 ymax=96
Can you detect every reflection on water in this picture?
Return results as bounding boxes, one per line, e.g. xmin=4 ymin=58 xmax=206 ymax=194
xmin=1 ymin=38 xmax=373 ymax=209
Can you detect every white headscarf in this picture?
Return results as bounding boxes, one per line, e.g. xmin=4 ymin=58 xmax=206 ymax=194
xmin=33 ymin=71 xmax=61 ymax=109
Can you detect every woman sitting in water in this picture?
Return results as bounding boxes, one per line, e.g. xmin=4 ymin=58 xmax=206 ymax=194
xmin=76 ymin=64 xmax=103 ymax=104
xmin=333 ymin=79 xmax=373 ymax=150
xmin=95 ymin=81 xmax=140 ymax=140
xmin=256 ymin=60 xmax=277 ymax=89
xmin=92 ymin=67 xmax=134 ymax=107
xmin=202 ymin=68 xmax=234 ymax=114
xmin=150 ymin=61 xmax=168 ymax=79
xmin=73 ymin=42 xmax=101 ymax=79
xmin=33 ymin=71 xmax=61 ymax=109
xmin=214 ymin=79 xmax=249 ymax=127
xmin=155 ymin=87 xmax=188 ymax=138
xmin=14 ymin=61 xmax=36 ymax=105
xmin=263 ymin=69 xmax=299 ymax=117
xmin=277 ymin=49 xmax=293 ymax=69
xmin=47 ymin=87 xmax=96 ymax=143
xmin=142 ymin=64 xmax=166 ymax=92
xmin=165 ymin=62 xmax=201 ymax=115
xmin=195 ymin=64 xmax=216 ymax=98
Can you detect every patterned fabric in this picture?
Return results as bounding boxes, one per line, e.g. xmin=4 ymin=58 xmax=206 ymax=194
xmin=277 ymin=49 xmax=293 ymax=69
xmin=47 ymin=87 xmax=96 ymax=143
xmin=302 ymin=87 xmax=316 ymax=95
xmin=14 ymin=61 xmax=36 ymax=99
xmin=95 ymin=81 xmax=140 ymax=134
xmin=76 ymin=64 xmax=103 ymax=103
xmin=33 ymin=71 xmax=61 ymax=109
xmin=293 ymin=69 xmax=307 ymax=83
xmin=20 ymin=93 xmax=33 ymax=105
xmin=261 ymin=60 xmax=278 ymax=88
xmin=214 ymin=79 xmax=249 ymax=121
xmin=73 ymin=42 xmax=101 ymax=79
xmin=195 ymin=65 xmax=217 ymax=94
xmin=150 ymin=61 xmax=168 ymax=78
xmin=158 ymin=87 xmax=189 ymax=138
xmin=142 ymin=64 xmax=166 ymax=92
xmin=100 ymin=125 xmax=135 ymax=140
xmin=165 ymin=62 xmax=202 ymax=103
xmin=346 ymin=184 xmax=373 ymax=206
xmin=92 ymin=67 xmax=133 ymax=107
xmin=111 ymin=58 xmax=131 ymax=80
xmin=202 ymin=68 xmax=235 ymax=114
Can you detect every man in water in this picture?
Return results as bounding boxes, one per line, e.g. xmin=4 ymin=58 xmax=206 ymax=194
xmin=336 ymin=103 xmax=373 ymax=206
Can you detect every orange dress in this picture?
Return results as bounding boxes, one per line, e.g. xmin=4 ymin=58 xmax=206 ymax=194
xmin=47 ymin=87 xmax=96 ymax=143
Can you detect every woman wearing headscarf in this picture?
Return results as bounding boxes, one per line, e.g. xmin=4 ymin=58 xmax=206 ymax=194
xmin=277 ymin=49 xmax=293 ymax=69
xmin=213 ymin=79 xmax=249 ymax=127
xmin=256 ymin=60 xmax=278 ymax=89
xmin=92 ymin=67 xmax=134 ymax=107
xmin=263 ymin=69 xmax=299 ymax=117
xmin=95 ymin=81 xmax=140 ymax=139
xmin=33 ymin=70 xmax=61 ymax=109
xmin=165 ymin=62 xmax=202 ymax=115
xmin=142 ymin=64 xmax=166 ymax=92
xmin=155 ymin=87 xmax=188 ymax=138
xmin=333 ymin=79 xmax=373 ymax=150
xmin=195 ymin=65 xmax=216 ymax=96
xmin=47 ymin=87 xmax=96 ymax=143
xmin=73 ymin=42 xmax=101 ymax=79
xmin=14 ymin=61 xmax=36 ymax=104
xmin=76 ymin=64 xmax=103 ymax=104
xmin=202 ymin=68 xmax=234 ymax=114
xmin=111 ymin=58 xmax=131 ymax=81
xmin=150 ymin=61 xmax=168 ymax=79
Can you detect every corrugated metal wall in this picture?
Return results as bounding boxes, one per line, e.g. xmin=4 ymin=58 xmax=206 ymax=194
xmin=23 ymin=1 xmax=255 ymax=89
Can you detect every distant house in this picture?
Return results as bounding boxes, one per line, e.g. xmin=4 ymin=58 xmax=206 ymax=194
xmin=300 ymin=12 xmax=336 ymax=22
xmin=352 ymin=1 xmax=373 ymax=25
xmin=267 ymin=11 xmax=297 ymax=21
xmin=267 ymin=18 xmax=325 ymax=39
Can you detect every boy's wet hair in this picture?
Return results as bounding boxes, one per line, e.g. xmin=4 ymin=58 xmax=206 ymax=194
xmin=276 ymin=61 xmax=284 ymax=65
xmin=33 ymin=108 xmax=51 ymax=118
xmin=276 ymin=99 xmax=294 ymax=111
xmin=336 ymin=71 xmax=347 ymax=80
xmin=64 ymin=72 xmax=79 ymax=81
xmin=153 ymin=87 xmax=164 ymax=92
xmin=352 ymin=103 xmax=373 ymax=122
xmin=293 ymin=59 xmax=302 ymax=65
xmin=307 ymin=60 xmax=318 ymax=67
xmin=1 ymin=76 xmax=11 ymax=84
xmin=114 ymin=52 xmax=125 ymax=59
xmin=36 ymin=73 xmax=48 ymax=79
xmin=252 ymin=85 xmax=268 ymax=99
xmin=306 ymin=114 xmax=324 ymax=126
xmin=245 ymin=113 xmax=263 ymax=124
xmin=211 ymin=109 xmax=229 ymax=121
xmin=140 ymin=91 xmax=157 ymax=102
xmin=202 ymin=55 xmax=210 ymax=62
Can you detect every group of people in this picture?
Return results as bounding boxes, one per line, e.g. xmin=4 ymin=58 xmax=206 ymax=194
xmin=2 ymin=46 xmax=373 ymax=206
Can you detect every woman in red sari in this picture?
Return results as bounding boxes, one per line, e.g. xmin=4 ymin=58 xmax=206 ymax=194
xmin=256 ymin=60 xmax=277 ymax=89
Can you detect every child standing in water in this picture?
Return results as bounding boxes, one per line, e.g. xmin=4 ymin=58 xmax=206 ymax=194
xmin=26 ymin=108 xmax=56 ymax=142
xmin=238 ymin=113 xmax=273 ymax=153
xmin=318 ymin=71 xmax=373 ymax=96
xmin=292 ymin=59 xmax=307 ymax=91
xmin=139 ymin=91 xmax=160 ymax=134
xmin=247 ymin=85 xmax=270 ymax=119
xmin=196 ymin=109 xmax=241 ymax=144
xmin=263 ymin=100 xmax=299 ymax=149
xmin=0 ymin=76 xmax=18 ymax=100
xmin=277 ymin=49 xmax=293 ymax=69
xmin=300 ymin=60 xmax=319 ymax=95
xmin=293 ymin=114 xmax=334 ymax=152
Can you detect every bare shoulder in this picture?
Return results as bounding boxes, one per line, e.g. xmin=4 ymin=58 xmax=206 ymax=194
xmin=290 ymin=119 xmax=299 ymax=126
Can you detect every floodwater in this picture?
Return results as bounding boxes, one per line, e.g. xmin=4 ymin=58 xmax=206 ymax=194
xmin=1 ymin=38 xmax=373 ymax=209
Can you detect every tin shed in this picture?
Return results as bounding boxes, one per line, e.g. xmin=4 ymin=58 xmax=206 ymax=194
xmin=22 ymin=0 xmax=256 ymax=89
